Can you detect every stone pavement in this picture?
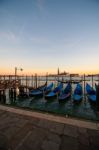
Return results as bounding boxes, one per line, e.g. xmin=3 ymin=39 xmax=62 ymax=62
xmin=0 ymin=105 xmax=99 ymax=150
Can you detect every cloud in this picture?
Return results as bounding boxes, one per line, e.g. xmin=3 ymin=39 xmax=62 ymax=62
xmin=0 ymin=31 xmax=21 ymax=43
xmin=0 ymin=31 xmax=15 ymax=40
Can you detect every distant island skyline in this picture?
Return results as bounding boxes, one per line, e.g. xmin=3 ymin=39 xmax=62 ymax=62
xmin=0 ymin=67 xmax=99 ymax=76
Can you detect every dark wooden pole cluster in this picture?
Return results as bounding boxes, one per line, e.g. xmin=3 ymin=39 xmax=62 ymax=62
xmin=0 ymin=89 xmax=6 ymax=103
xmin=9 ymin=88 xmax=16 ymax=100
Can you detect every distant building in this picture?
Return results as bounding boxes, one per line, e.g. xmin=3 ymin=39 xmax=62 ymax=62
xmin=70 ymin=74 xmax=79 ymax=77
xmin=59 ymin=71 xmax=68 ymax=75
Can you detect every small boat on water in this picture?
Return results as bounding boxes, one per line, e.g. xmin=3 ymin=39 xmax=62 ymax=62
xmin=45 ymin=82 xmax=63 ymax=99
xmin=86 ymin=83 xmax=96 ymax=103
xmin=29 ymin=82 xmax=53 ymax=97
xmin=58 ymin=82 xmax=71 ymax=102
xmin=73 ymin=83 xmax=82 ymax=102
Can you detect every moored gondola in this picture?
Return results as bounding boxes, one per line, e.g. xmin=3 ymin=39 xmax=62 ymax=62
xmin=73 ymin=83 xmax=82 ymax=102
xmin=29 ymin=82 xmax=53 ymax=97
xmin=58 ymin=82 xmax=71 ymax=102
xmin=86 ymin=83 xmax=96 ymax=103
xmin=45 ymin=82 xmax=63 ymax=99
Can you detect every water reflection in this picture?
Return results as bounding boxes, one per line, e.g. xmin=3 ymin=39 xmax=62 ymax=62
xmin=5 ymin=94 xmax=98 ymax=121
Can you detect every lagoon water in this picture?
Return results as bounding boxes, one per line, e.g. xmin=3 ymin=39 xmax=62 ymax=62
xmin=3 ymin=76 xmax=99 ymax=121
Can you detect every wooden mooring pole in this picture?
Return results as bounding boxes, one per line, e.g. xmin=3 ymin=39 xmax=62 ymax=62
xmin=98 ymin=74 xmax=99 ymax=85
xmin=35 ymin=74 xmax=37 ymax=89
xmin=92 ymin=74 xmax=93 ymax=89
xmin=96 ymin=84 xmax=99 ymax=111
xmin=26 ymin=75 xmax=28 ymax=93
xmin=32 ymin=75 xmax=33 ymax=87
xmin=0 ymin=90 xmax=6 ymax=103
xmin=46 ymin=72 xmax=48 ymax=85
xmin=69 ymin=74 xmax=72 ymax=101
xmin=84 ymin=74 xmax=86 ymax=103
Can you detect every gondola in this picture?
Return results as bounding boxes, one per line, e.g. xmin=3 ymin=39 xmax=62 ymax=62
xmin=58 ymin=83 xmax=71 ymax=102
xmin=73 ymin=83 xmax=82 ymax=102
xmin=29 ymin=82 xmax=53 ymax=97
xmin=45 ymin=82 xmax=63 ymax=99
xmin=86 ymin=83 xmax=96 ymax=103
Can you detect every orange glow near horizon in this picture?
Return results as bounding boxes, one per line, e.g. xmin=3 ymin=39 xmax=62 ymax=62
xmin=0 ymin=67 xmax=99 ymax=76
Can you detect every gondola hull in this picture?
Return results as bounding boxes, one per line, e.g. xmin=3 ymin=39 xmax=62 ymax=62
xmin=73 ymin=83 xmax=82 ymax=103
xmin=73 ymin=94 xmax=82 ymax=102
xmin=29 ymin=82 xmax=53 ymax=97
xmin=58 ymin=83 xmax=71 ymax=102
xmin=45 ymin=83 xmax=63 ymax=100
xmin=59 ymin=93 xmax=71 ymax=102
xmin=86 ymin=83 xmax=96 ymax=103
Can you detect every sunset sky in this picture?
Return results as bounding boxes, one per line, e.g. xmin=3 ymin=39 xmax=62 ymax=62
xmin=0 ymin=0 xmax=99 ymax=75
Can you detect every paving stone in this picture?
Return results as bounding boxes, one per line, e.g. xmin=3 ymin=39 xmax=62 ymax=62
xmin=13 ymin=132 xmax=33 ymax=150
xmin=7 ymin=112 xmax=33 ymax=121
xmin=46 ymin=131 xmax=61 ymax=144
xmin=78 ymin=128 xmax=89 ymax=146
xmin=0 ymin=124 xmax=10 ymax=132
xmin=41 ymin=140 xmax=60 ymax=150
xmin=7 ymin=111 xmax=20 ymax=118
xmin=37 ymin=119 xmax=51 ymax=129
xmin=16 ymin=127 xmax=46 ymax=150
xmin=87 ymin=129 xmax=99 ymax=138
xmin=0 ymin=112 xmax=9 ymax=122
xmin=89 ymin=137 xmax=99 ymax=148
xmin=14 ymin=118 xmax=29 ymax=128
xmin=87 ymin=129 xmax=99 ymax=149
xmin=28 ymin=117 xmax=40 ymax=126
xmin=78 ymin=127 xmax=87 ymax=134
xmin=96 ymin=123 xmax=99 ymax=129
xmin=38 ymin=119 xmax=64 ymax=135
xmin=10 ymin=123 xmax=33 ymax=149
xmin=0 ymin=109 xmax=99 ymax=150
xmin=78 ymin=136 xmax=89 ymax=146
xmin=2 ymin=126 xmax=20 ymax=140
xmin=60 ymin=135 xmax=79 ymax=150
xmin=0 ymin=115 xmax=17 ymax=127
xmin=63 ymin=124 xmax=79 ymax=138
xmin=16 ymin=126 xmax=61 ymax=150
xmin=16 ymin=146 xmax=29 ymax=150
xmin=0 ymin=133 xmax=8 ymax=150
xmin=49 ymin=121 xmax=64 ymax=135
xmin=0 ymin=118 xmax=11 ymax=127
xmin=78 ymin=144 xmax=91 ymax=150
xmin=90 ymin=144 xmax=99 ymax=150
xmin=0 ymin=110 xmax=5 ymax=115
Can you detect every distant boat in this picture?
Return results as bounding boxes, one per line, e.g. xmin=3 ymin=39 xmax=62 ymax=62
xmin=29 ymin=82 xmax=53 ymax=97
xmin=56 ymin=78 xmax=82 ymax=84
xmin=86 ymin=83 xmax=96 ymax=103
xmin=73 ymin=83 xmax=82 ymax=102
xmin=45 ymin=82 xmax=63 ymax=99
xmin=58 ymin=83 xmax=71 ymax=102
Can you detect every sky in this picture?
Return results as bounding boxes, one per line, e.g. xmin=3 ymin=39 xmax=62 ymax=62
xmin=0 ymin=0 xmax=99 ymax=75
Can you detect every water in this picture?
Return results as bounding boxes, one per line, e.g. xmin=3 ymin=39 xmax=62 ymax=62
xmin=1 ymin=75 xmax=99 ymax=121
xmin=12 ymin=95 xmax=98 ymax=121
